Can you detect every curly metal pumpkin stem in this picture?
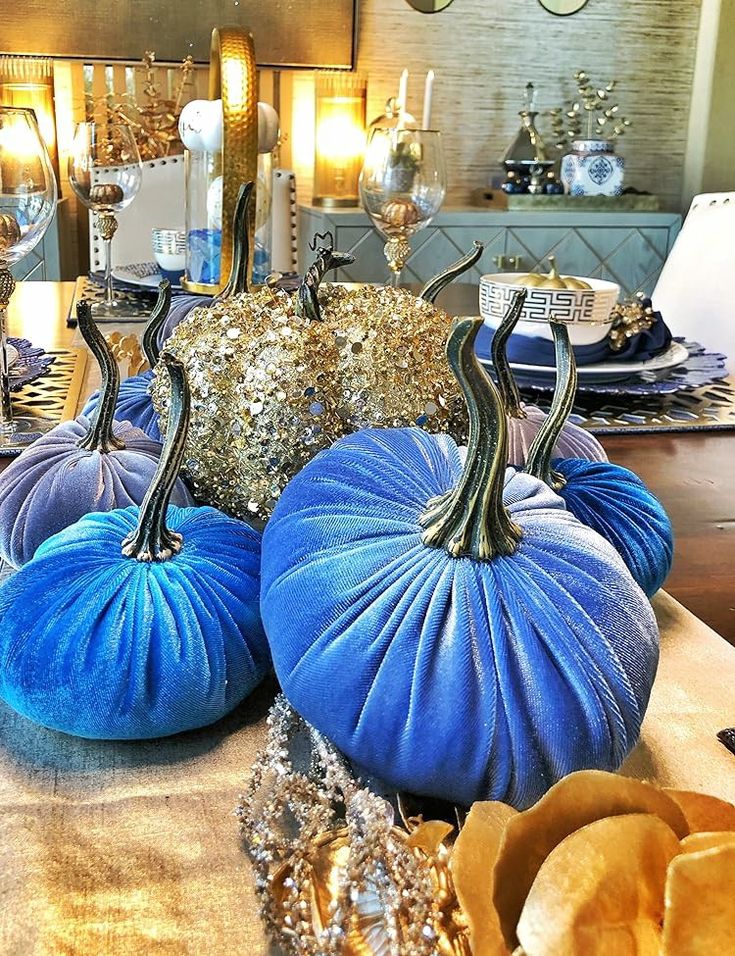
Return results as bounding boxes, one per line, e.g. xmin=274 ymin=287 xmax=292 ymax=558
xmin=419 ymin=241 xmax=485 ymax=304
xmin=491 ymin=288 xmax=527 ymax=419
xmin=420 ymin=318 xmax=521 ymax=561
xmin=121 ymin=354 xmax=189 ymax=562
xmin=295 ymin=232 xmax=356 ymax=322
xmin=525 ymin=320 xmax=576 ymax=491
xmin=141 ymin=279 xmax=172 ymax=367
xmin=76 ymin=301 xmax=125 ymax=454
xmin=216 ymin=181 xmax=255 ymax=302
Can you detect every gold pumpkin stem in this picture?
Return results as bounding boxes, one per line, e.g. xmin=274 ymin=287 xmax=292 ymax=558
xmin=419 ymin=241 xmax=484 ymax=304
xmin=525 ymin=321 xmax=577 ymax=491
xmin=295 ymin=232 xmax=356 ymax=322
xmin=141 ymin=279 xmax=172 ymax=367
xmin=216 ymin=181 xmax=255 ymax=301
xmin=420 ymin=318 xmax=522 ymax=561
xmin=77 ymin=301 xmax=125 ymax=454
xmin=121 ymin=354 xmax=190 ymax=562
xmin=490 ymin=289 xmax=527 ymax=419
xmin=547 ymin=255 xmax=560 ymax=280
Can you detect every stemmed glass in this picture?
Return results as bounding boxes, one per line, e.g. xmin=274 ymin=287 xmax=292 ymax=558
xmin=0 ymin=106 xmax=57 ymax=448
xmin=69 ymin=122 xmax=143 ymax=317
xmin=359 ymin=128 xmax=447 ymax=286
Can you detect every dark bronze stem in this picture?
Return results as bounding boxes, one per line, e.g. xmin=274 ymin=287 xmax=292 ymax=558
xmin=525 ymin=321 xmax=576 ymax=490
xmin=419 ymin=241 xmax=484 ymax=304
xmin=121 ymin=354 xmax=190 ymax=562
xmin=141 ymin=279 xmax=171 ymax=367
xmin=295 ymin=232 xmax=356 ymax=321
xmin=77 ymin=301 xmax=125 ymax=453
xmin=491 ymin=289 xmax=527 ymax=418
xmin=420 ymin=317 xmax=522 ymax=560
xmin=216 ymin=181 xmax=255 ymax=301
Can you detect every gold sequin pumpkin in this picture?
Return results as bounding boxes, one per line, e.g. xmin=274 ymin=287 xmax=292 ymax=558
xmin=151 ymin=196 xmax=483 ymax=522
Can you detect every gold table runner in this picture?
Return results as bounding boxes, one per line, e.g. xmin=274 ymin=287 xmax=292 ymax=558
xmin=1 ymin=591 xmax=734 ymax=955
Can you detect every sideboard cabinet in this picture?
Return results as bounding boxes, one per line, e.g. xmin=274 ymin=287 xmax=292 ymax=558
xmin=298 ymin=205 xmax=681 ymax=299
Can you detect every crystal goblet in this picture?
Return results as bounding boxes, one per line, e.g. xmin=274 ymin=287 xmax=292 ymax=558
xmin=359 ymin=128 xmax=447 ymax=286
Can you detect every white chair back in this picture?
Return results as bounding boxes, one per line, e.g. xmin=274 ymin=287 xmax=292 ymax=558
xmin=652 ymin=192 xmax=735 ymax=361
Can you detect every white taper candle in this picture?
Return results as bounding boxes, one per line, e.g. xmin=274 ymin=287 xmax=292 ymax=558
xmin=422 ymin=70 xmax=435 ymax=130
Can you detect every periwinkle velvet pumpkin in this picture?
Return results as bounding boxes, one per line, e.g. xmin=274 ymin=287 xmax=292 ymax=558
xmin=525 ymin=321 xmax=673 ymax=598
xmin=82 ymin=280 xmax=173 ymax=442
xmin=490 ymin=289 xmax=607 ymax=467
xmin=0 ymin=354 xmax=269 ymax=739
xmin=0 ymin=301 xmax=193 ymax=568
xmin=261 ymin=317 xmax=660 ymax=809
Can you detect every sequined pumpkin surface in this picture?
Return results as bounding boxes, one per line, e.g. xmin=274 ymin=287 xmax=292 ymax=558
xmin=0 ymin=505 xmax=269 ymax=739
xmin=152 ymin=285 xmax=465 ymax=522
xmin=83 ymin=370 xmax=162 ymax=443
xmin=261 ymin=428 xmax=659 ymax=809
xmin=0 ymin=417 xmax=193 ymax=568
xmin=552 ymin=458 xmax=674 ymax=599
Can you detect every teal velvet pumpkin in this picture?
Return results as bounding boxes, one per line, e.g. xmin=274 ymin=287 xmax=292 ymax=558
xmin=524 ymin=321 xmax=673 ymax=598
xmin=0 ymin=354 xmax=268 ymax=739
xmin=261 ymin=316 xmax=660 ymax=808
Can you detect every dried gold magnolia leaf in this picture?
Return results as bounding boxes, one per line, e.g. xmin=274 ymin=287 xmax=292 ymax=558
xmin=664 ymin=789 xmax=735 ymax=833
xmin=517 ymin=813 xmax=679 ymax=956
xmin=493 ymin=770 xmax=689 ymax=950
xmin=662 ymin=844 xmax=735 ymax=955
xmin=450 ymin=802 xmax=517 ymax=956
xmin=678 ymin=831 xmax=735 ymax=855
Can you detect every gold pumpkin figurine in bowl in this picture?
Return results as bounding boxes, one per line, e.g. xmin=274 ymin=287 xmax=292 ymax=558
xmin=479 ymin=257 xmax=619 ymax=347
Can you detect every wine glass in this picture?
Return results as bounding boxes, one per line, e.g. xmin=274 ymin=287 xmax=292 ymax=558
xmin=359 ymin=128 xmax=446 ymax=286
xmin=69 ymin=122 xmax=143 ymax=317
xmin=0 ymin=106 xmax=57 ymax=448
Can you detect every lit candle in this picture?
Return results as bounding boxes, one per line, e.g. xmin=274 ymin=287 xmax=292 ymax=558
xmin=397 ymin=69 xmax=409 ymax=127
xmin=422 ymin=69 xmax=435 ymax=130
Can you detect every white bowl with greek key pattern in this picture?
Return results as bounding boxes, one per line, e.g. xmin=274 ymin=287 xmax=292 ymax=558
xmin=479 ymin=273 xmax=620 ymax=346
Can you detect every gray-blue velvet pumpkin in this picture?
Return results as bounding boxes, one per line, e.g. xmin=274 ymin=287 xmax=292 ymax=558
xmin=82 ymin=280 xmax=173 ymax=442
xmin=0 ymin=302 xmax=193 ymax=568
xmin=0 ymin=354 xmax=269 ymax=739
xmin=524 ymin=321 xmax=673 ymax=598
xmin=261 ymin=316 xmax=660 ymax=809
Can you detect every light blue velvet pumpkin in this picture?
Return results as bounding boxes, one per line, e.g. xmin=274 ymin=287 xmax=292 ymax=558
xmin=261 ymin=317 xmax=660 ymax=809
xmin=0 ymin=301 xmax=193 ymax=568
xmin=0 ymin=354 xmax=268 ymax=739
xmin=525 ymin=322 xmax=673 ymax=598
xmin=82 ymin=281 xmax=172 ymax=442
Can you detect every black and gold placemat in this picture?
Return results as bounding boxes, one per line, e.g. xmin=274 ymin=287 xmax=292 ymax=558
xmin=1 ymin=348 xmax=88 ymax=457
xmin=66 ymin=276 xmax=157 ymax=327
xmin=531 ymin=378 xmax=735 ymax=435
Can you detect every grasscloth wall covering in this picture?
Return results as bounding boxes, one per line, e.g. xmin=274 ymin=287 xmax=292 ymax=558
xmin=357 ymin=0 xmax=702 ymax=210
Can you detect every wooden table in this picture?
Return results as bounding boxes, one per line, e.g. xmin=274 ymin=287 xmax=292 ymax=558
xmin=4 ymin=281 xmax=735 ymax=643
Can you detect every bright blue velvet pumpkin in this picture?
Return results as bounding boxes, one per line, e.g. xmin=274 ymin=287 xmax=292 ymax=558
xmin=552 ymin=458 xmax=673 ymax=598
xmin=0 ymin=505 xmax=267 ymax=738
xmin=0 ymin=354 xmax=269 ymax=739
xmin=261 ymin=318 xmax=659 ymax=809
xmin=83 ymin=369 xmax=161 ymax=441
xmin=524 ymin=321 xmax=673 ymax=599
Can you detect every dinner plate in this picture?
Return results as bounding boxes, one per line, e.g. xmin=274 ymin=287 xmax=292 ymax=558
xmin=5 ymin=343 xmax=18 ymax=369
xmin=112 ymin=263 xmax=183 ymax=291
xmin=479 ymin=341 xmax=690 ymax=384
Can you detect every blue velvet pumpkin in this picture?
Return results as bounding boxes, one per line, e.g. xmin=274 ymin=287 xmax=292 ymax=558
xmin=0 ymin=354 xmax=268 ymax=739
xmin=82 ymin=280 xmax=172 ymax=442
xmin=525 ymin=322 xmax=673 ymax=598
xmin=0 ymin=301 xmax=193 ymax=568
xmin=261 ymin=318 xmax=659 ymax=809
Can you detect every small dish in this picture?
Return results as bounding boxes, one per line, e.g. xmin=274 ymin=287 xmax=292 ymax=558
xmin=480 ymin=272 xmax=620 ymax=346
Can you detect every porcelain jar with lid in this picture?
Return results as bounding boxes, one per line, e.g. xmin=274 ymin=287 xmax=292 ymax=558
xmin=560 ymin=139 xmax=625 ymax=197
